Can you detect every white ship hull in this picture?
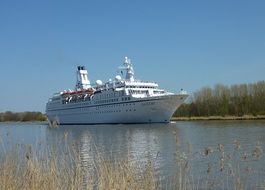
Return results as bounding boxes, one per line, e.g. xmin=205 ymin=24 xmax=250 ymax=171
xmin=46 ymin=94 xmax=187 ymax=124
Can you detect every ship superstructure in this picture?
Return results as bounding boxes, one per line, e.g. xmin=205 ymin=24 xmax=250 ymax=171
xmin=46 ymin=57 xmax=188 ymax=124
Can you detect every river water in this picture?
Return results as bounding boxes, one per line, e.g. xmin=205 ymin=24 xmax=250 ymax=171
xmin=0 ymin=121 xmax=265 ymax=189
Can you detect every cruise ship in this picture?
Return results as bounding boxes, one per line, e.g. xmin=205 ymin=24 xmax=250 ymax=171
xmin=46 ymin=57 xmax=188 ymax=124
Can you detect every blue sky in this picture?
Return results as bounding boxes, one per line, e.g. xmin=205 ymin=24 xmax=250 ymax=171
xmin=0 ymin=0 xmax=264 ymax=112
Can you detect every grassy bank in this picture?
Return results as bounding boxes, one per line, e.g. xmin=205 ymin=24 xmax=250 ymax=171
xmin=0 ymin=111 xmax=46 ymax=122
xmin=172 ymin=115 xmax=265 ymax=121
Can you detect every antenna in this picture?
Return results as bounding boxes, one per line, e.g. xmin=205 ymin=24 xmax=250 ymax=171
xmin=118 ymin=56 xmax=135 ymax=81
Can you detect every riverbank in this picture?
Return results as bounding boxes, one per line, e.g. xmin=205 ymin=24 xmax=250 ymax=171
xmin=0 ymin=111 xmax=46 ymax=122
xmin=172 ymin=115 xmax=265 ymax=121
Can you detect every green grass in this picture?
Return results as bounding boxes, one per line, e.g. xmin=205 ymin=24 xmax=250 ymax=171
xmin=172 ymin=115 xmax=265 ymax=121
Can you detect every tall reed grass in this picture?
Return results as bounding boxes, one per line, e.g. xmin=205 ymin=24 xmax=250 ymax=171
xmin=0 ymin=132 xmax=264 ymax=190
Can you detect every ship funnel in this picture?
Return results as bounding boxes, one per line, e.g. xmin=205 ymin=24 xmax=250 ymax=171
xmin=75 ymin=66 xmax=91 ymax=90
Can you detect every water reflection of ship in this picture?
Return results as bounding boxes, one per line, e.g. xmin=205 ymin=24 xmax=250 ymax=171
xmin=46 ymin=123 xmax=181 ymax=184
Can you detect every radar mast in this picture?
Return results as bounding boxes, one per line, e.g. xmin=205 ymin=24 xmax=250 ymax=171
xmin=119 ymin=57 xmax=134 ymax=81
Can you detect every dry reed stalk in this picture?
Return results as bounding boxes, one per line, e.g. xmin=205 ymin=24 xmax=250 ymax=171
xmin=0 ymin=137 xmax=264 ymax=190
xmin=0 ymin=144 xmax=160 ymax=190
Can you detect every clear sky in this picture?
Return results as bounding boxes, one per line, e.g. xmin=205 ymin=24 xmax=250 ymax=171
xmin=0 ymin=0 xmax=264 ymax=112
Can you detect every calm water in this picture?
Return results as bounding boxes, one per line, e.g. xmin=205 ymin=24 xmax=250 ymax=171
xmin=1 ymin=121 xmax=265 ymax=189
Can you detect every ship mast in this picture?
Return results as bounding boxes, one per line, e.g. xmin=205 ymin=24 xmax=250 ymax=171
xmin=119 ymin=57 xmax=134 ymax=82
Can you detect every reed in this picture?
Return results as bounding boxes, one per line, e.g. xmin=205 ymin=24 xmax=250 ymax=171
xmin=0 ymin=143 xmax=160 ymax=190
xmin=0 ymin=136 xmax=264 ymax=190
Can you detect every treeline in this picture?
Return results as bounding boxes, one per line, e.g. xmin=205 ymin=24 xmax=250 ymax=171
xmin=174 ymin=81 xmax=265 ymax=117
xmin=0 ymin=111 xmax=47 ymax=122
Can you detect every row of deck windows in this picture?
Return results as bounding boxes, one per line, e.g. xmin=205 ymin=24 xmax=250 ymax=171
xmin=95 ymin=91 xmax=125 ymax=100
xmin=50 ymin=103 xmax=136 ymax=114
xmin=94 ymin=98 xmax=119 ymax=104
xmin=81 ymin=108 xmax=137 ymax=114
xmin=95 ymin=102 xmax=135 ymax=109
xmin=52 ymin=108 xmax=137 ymax=116
xmin=48 ymin=101 xmax=136 ymax=112
xmin=126 ymin=85 xmax=155 ymax=89
xmin=129 ymin=90 xmax=148 ymax=94
xmin=121 ymin=97 xmax=130 ymax=101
